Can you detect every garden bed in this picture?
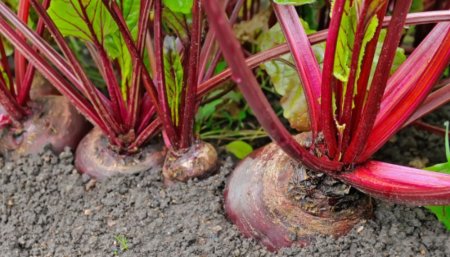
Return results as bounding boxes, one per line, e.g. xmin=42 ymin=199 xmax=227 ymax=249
xmin=1 ymin=107 xmax=449 ymax=257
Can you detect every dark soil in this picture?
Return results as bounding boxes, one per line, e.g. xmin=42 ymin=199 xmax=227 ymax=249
xmin=0 ymin=107 xmax=449 ymax=257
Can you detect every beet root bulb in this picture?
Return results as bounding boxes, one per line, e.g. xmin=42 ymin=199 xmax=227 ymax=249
xmin=75 ymin=128 xmax=166 ymax=180
xmin=162 ymin=140 xmax=218 ymax=184
xmin=224 ymin=133 xmax=373 ymax=251
xmin=0 ymin=95 xmax=89 ymax=158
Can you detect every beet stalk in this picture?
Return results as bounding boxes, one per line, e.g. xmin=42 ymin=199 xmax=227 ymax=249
xmin=0 ymin=0 xmax=233 ymax=180
xmin=0 ymin=1 xmax=88 ymax=158
xmin=203 ymin=0 xmax=450 ymax=251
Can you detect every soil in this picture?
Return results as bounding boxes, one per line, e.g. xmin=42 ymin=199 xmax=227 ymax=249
xmin=0 ymin=106 xmax=449 ymax=257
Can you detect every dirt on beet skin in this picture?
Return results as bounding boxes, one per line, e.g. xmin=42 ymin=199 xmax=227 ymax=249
xmin=0 ymin=106 xmax=450 ymax=257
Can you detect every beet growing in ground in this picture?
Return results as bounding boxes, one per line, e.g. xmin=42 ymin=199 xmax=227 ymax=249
xmin=0 ymin=133 xmax=449 ymax=257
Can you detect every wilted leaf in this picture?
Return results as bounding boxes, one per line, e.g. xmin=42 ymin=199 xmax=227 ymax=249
xmin=258 ymin=21 xmax=323 ymax=131
xmin=233 ymin=9 xmax=271 ymax=44
xmin=225 ymin=140 xmax=253 ymax=159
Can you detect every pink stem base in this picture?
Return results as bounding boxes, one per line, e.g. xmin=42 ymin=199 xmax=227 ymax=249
xmin=340 ymin=161 xmax=450 ymax=206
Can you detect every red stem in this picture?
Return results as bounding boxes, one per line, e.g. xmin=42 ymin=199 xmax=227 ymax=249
xmin=339 ymin=2 xmax=389 ymax=154
xmin=350 ymin=6 xmax=388 ymax=138
xmin=359 ymin=24 xmax=450 ymax=161
xmin=320 ymin=0 xmax=345 ymax=159
xmin=76 ymin=0 xmax=126 ymax=128
xmin=201 ymin=0 xmax=243 ymax=82
xmin=154 ymin=0 xmax=178 ymax=147
xmin=103 ymin=0 xmax=172 ymax=147
xmin=340 ymin=161 xmax=450 ymax=205
xmin=0 ymin=113 xmax=12 ymax=127
xmin=381 ymin=27 xmax=443 ymax=110
xmin=14 ymin=0 xmax=30 ymax=95
xmin=412 ymin=121 xmax=450 ymax=137
xmin=197 ymin=10 xmax=448 ymax=103
xmin=0 ymin=73 xmax=25 ymax=120
xmin=0 ymin=17 xmax=108 ymax=134
xmin=137 ymin=104 xmax=156 ymax=134
xmin=9 ymin=1 xmax=121 ymax=141
xmin=378 ymin=27 xmax=447 ymax=128
xmin=202 ymin=0 xmax=342 ymax=172
xmin=18 ymin=0 xmax=51 ymax=106
xmin=406 ymin=82 xmax=450 ymax=126
xmin=273 ymin=3 xmax=322 ymax=136
xmin=179 ymin=0 xmax=202 ymax=149
xmin=101 ymin=4 xmax=153 ymax=83
xmin=199 ymin=0 xmax=235 ymax=81
xmin=129 ymin=118 xmax=162 ymax=150
xmin=124 ymin=0 xmax=152 ymax=130
xmin=343 ymin=0 xmax=413 ymax=163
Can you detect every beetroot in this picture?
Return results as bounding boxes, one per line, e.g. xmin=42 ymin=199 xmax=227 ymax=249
xmin=204 ymin=0 xmax=450 ymax=250
xmin=0 ymin=95 xmax=88 ymax=158
xmin=163 ymin=140 xmax=218 ymax=184
xmin=225 ymin=134 xmax=372 ymax=251
xmin=75 ymin=128 xmax=165 ymax=180
xmin=0 ymin=1 xmax=87 ymax=157
xmin=0 ymin=0 xmax=232 ymax=180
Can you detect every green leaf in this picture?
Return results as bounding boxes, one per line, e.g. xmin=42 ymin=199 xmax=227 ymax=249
xmin=162 ymin=0 xmax=193 ymax=14
xmin=258 ymin=21 xmax=322 ymax=131
xmin=298 ymin=0 xmax=325 ymax=30
xmin=163 ymin=9 xmax=189 ymax=43
xmin=331 ymin=0 xmax=392 ymax=113
xmin=410 ymin=0 xmax=423 ymax=12
xmin=214 ymin=61 xmax=227 ymax=75
xmin=104 ymin=0 xmax=140 ymax=96
xmin=332 ymin=1 xmax=388 ymax=84
xmin=333 ymin=0 xmax=357 ymax=83
xmin=446 ymin=121 xmax=450 ymax=161
xmin=4 ymin=0 xmax=18 ymax=10
xmin=195 ymin=98 xmax=223 ymax=124
xmin=0 ymin=39 xmax=13 ymax=56
xmin=425 ymin=121 xmax=450 ymax=231
xmin=163 ymin=36 xmax=184 ymax=126
xmin=49 ymin=0 xmax=141 ymax=97
xmin=426 ymin=121 xmax=450 ymax=171
xmin=273 ymin=0 xmax=316 ymax=6
xmin=426 ymin=206 xmax=450 ymax=230
xmin=355 ymin=16 xmax=378 ymax=84
xmin=225 ymin=140 xmax=253 ymax=159
xmin=444 ymin=67 xmax=449 ymax=77
xmin=48 ymin=0 xmax=116 ymax=42
xmin=369 ymin=30 xmax=406 ymax=84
